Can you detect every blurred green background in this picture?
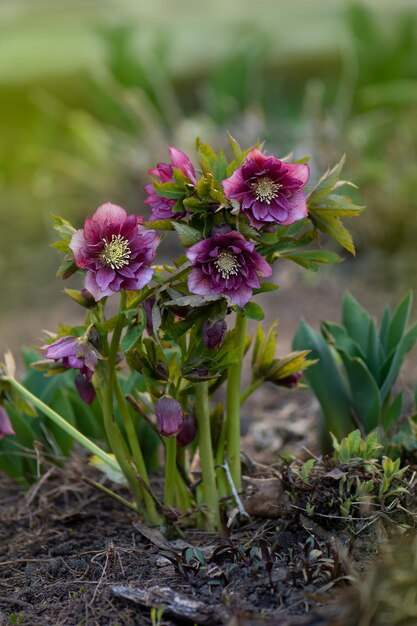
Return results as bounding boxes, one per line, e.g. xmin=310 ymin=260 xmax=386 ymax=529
xmin=1 ymin=0 xmax=417 ymax=357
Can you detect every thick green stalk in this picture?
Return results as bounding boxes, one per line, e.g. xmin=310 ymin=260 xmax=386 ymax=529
xmin=114 ymin=376 xmax=160 ymax=524
xmin=163 ymin=437 xmax=177 ymax=509
xmin=102 ymin=291 xmax=145 ymax=510
xmin=225 ymin=312 xmax=248 ymax=492
xmin=5 ymin=377 xmax=119 ymax=472
xmin=194 ymin=381 xmax=220 ymax=530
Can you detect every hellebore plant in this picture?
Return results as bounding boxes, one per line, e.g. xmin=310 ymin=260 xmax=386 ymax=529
xmin=0 ymin=136 xmax=363 ymax=530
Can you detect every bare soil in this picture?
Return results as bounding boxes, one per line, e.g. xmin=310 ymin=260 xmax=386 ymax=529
xmin=1 ymin=438 xmax=415 ymax=626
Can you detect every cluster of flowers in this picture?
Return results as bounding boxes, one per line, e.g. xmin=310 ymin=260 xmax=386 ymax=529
xmin=2 ymin=143 xmax=309 ymax=447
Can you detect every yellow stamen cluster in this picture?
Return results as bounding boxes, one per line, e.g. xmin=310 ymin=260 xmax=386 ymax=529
xmin=101 ymin=234 xmax=131 ymax=270
xmin=214 ymin=250 xmax=240 ymax=279
xmin=252 ymin=177 xmax=282 ymax=204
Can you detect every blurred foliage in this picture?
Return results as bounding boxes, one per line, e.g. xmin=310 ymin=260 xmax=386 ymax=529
xmin=1 ymin=1 xmax=417 ymax=320
xmin=0 ymin=350 xmax=159 ymax=485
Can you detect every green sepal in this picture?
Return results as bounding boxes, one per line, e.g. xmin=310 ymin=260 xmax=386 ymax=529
xmin=242 ymin=302 xmax=265 ymax=321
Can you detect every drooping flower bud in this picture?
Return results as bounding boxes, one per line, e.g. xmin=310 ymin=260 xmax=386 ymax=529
xmin=177 ymin=414 xmax=197 ymax=447
xmin=273 ymin=371 xmax=303 ymax=388
xmin=0 ymin=406 xmax=14 ymax=439
xmin=142 ymin=296 xmax=156 ymax=336
xmin=203 ymin=319 xmax=227 ymax=350
xmin=155 ymin=396 xmax=184 ymax=437
xmin=74 ymin=374 xmax=96 ymax=404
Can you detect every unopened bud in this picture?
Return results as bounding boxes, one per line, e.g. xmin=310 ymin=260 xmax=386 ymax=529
xmin=203 ymin=319 xmax=227 ymax=350
xmin=155 ymin=396 xmax=184 ymax=437
xmin=177 ymin=414 xmax=197 ymax=447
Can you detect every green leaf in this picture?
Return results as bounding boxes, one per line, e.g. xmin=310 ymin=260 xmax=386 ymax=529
xmin=308 ymin=155 xmax=346 ymax=202
xmin=280 ymin=249 xmax=343 ymax=271
xmin=339 ymin=352 xmax=381 ymax=432
xmin=153 ymin=180 xmax=185 ymax=199
xmin=379 ymin=305 xmax=392 ymax=356
xmin=293 ymin=320 xmax=354 ymax=442
xmin=341 ymin=292 xmax=372 ymax=355
xmin=387 ymin=290 xmax=413 ymax=354
xmin=121 ymin=325 xmax=145 ymax=354
xmin=382 ymin=393 xmax=403 ymax=430
xmin=243 ymin=302 xmax=265 ymax=321
xmin=366 ymin=319 xmax=382 ymax=384
xmin=309 ymin=193 xmax=364 ymax=217
xmin=172 ymin=223 xmax=203 ymax=247
xmin=321 ymin=322 xmax=364 ymax=359
xmin=143 ymin=219 xmax=174 ymax=231
xmin=309 ymin=211 xmax=355 ymax=255
xmin=56 ymin=255 xmax=78 ymax=279
xmin=380 ymin=321 xmax=417 ymax=402
xmin=253 ymin=282 xmax=279 ymax=295
xmin=266 ymin=350 xmax=314 ymax=382
xmin=252 ymin=321 xmax=278 ymax=375
xmin=163 ymin=294 xmax=223 ymax=308
xmin=227 ymin=132 xmax=242 ymax=163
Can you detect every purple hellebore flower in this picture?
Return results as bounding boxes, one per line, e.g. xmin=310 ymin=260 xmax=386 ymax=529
xmin=185 ymin=230 xmax=272 ymax=308
xmin=155 ymin=396 xmax=184 ymax=437
xmin=70 ymin=203 xmax=158 ymax=301
xmin=144 ymin=146 xmax=197 ymax=221
xmin=222 ymin=148 xmax=309 ymax=229
xmin=0 ymin=406 xmax=14 ymax=439
xmin=177 ymin=414 xmax=197 ymax=447
xmin=203 ymin=319 xmax=227 ymax=350
xmin=41 ymin=335 xmax=98 ymax=381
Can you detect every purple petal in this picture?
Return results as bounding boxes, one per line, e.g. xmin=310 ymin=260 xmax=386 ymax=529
xmin=92 ymin=202 xmax=127 ymax=227
xmin=283 ymin=162 xmax=310 ymax=186
xmin=95 ymin=266 xmax=116 ymax=290
xmin=0 ymin=406 xmax=15 ymax=438
xmin=85 ymin=271 xmax=113 ymax=300
xmin=228 ymin=285 xmax=253 ymax=307
xmin=281 ymin=189 xmax=308 ymax=224
xmin=187 ymin=268 xmax=212 ymax=296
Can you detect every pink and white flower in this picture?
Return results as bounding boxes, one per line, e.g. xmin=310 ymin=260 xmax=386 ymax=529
xmin=70 ymin=203 xmax=158 ymax=301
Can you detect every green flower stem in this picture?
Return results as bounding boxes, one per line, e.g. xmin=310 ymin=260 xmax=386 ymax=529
xmin=175 ymin=468 xmax=191 ymax=513
xmin=5 ymin=377 xmax=119 ymax=472
xmin=225 ymin=312 xmax=248 ymax=492
xmin=214 ymin=421 xmax=229 ymax=501
xmin=240 ymin=379 xmax=263 ymax=406
xmin=194 ymin=381 xmax=220 ymax=531
xmin=102 ymin=290 xmax=145 ymax=511
xmin=114 ymin=376 xmax=160 ymax=525
xmin=163 ymin=436 xmax=177 ymax=509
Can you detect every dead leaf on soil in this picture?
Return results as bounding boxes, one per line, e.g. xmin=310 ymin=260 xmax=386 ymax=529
xmin=133 ymin=521 xmax=215 ymax=558
xmin=111 ymin=583 xmax=226 ymax=624
xmin=242 ymin=477 xmax=290 ymax=518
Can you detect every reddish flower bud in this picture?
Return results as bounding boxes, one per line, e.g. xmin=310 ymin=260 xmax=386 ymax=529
xmin=155 ymin=396 xmax=184 ymax=437
xmin=74 ymin=374 xmax=96 ymax=404
xmin=203 ymin=319 xmax=227 ymax=350
xmin=0 ymin=406 xmax=14 ymax=439
xmin=274 ymin=371 xmax=303 ymax=388
xmin=177 ymin=413 xmax=197 ymax=447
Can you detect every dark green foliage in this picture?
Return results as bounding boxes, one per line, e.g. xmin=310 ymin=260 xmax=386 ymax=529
xmin=293 ymin=291 xmax=417 ymax=454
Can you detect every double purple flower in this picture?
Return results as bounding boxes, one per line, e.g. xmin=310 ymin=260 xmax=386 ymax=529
xmin=41 ymin=336 xmax=99 ymax=404
xmin=70 ymin=203 xmax=158 ymax=301
xmin=186 ymin=230 xmax=272 ymax=307
xmin=145 ymin=146 xmax=197 ymax=221
xmin=222 ymin=148 xmax=309 ymax=229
